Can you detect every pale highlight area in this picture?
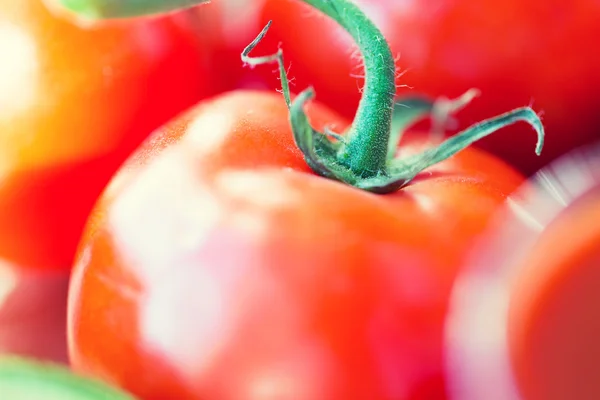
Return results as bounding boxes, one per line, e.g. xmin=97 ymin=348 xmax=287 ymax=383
xmin=245 ymin=342 xmax=334 ymax=400
xmin=130 ymin=165 xmax=333 ymax=391
xmin=107 ymin=146 xmax=236 ymax=379
xmin=0 ymin=19 xmax=39 ymax=175
xmin=0 ymin=261 xmax=17 ymax=311
xmin=220 ymin=0 xmax=263 ymax=47
xmin=0 ymin=21 xmax=38 ymax=119
xmin=210 ymin=170 xmax=302 ymax=240
xmin=140 ymin=259 xmax=234 ymax=384
xmin=446 ymin=274 xmax=520 ymax=400
xmin=215 ymin=169 xmax=302 ymax=209
xmin=109 ymin=147 xmax=223 ymax=282
xmin=214 ymin=169 xmax=304 ymax=237
xmin=185 ymin=110 xmax=235 ymax=156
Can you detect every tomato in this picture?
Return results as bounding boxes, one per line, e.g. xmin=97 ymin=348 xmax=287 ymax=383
xmin=0 ymin=0 xmax=213 ymax=271
xmin=0 ymin=265 xmax=69 ymax=364
xmin=67 ymin=89 xmax=529 ymax=399
xmin=508 ymin=192 xmax=600 ymax=400
xmin=257 ymin=0 xmax=600 ymax=174
xmin=445 ymin=144 xmax=600 ymax=400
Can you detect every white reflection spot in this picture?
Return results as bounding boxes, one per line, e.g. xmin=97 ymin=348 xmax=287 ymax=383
xmin=215 ymin=170 xmax=301 ymax=209
xmin=186 ymin=111 xmax=235 ymax=156
xmin=0 ymin=21 xmax=38 ymax=118
xmin=0 ymin=261 xmax=17 ymax=309
xmin=110 ymin=148 xmax=223 ymax=281
xmin=141 ymin=261 xmax=232 ymax=379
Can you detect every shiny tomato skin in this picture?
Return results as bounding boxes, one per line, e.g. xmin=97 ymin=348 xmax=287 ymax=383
xmin=0 ymin=0 xmax=213 ymax=271
xmin=68 ymin=90 xmax=524 ymax=400
xmin=257 ymin=0 xmax=600 ymax=174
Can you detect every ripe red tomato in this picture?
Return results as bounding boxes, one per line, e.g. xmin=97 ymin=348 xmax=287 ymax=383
xmin=68 ymin=90 xmax=527 ymax=400
xmin=257 ymin=0 xmax=600 ymax=174
xmin=0 ymin=0 xmax=213 ymax=271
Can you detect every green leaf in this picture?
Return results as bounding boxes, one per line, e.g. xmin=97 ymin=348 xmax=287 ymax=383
xmin=0 ymin=356 xmax=137 ymax=400
xmin=48 ymin=0 xmax=209 ymax=20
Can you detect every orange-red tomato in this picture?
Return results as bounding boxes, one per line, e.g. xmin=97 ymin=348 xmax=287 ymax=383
xmin=0 ymin=0 xmax=213 ymax=271
xmin=509 ymin=191 xmax=600 ymax=400
xmin=68 ymin=90 xmax=527 ymax=399
xmin=257 ymin=0 xmax=600 ymax=174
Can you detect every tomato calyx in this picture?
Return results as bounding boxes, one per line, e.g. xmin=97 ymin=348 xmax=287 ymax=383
xmin=243 ymin=0 xmax=545 ymax=194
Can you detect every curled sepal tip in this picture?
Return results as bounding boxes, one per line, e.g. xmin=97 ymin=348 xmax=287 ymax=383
xmin=366 ymin=107 xmax=545 ymax=193
xmin=290 ymin=98 xmax=544 ymax=193
xmin=241 ymin=20 xmax=293 ymax=110
xmin=388 ymin=88 xmax=481 ymax=159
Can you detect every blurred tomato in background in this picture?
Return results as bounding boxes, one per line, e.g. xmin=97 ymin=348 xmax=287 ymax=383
xmin=246 ymin=0 xmax=600 ymax=175
xmin=0 ymin=264 xmax=69 ymax=364
xmin=0 ymin=0 xmax=215 ymax=273
xmin=446 ymin=143 xmax=600 ymax=400
xmin=188 ymin=0 xmax=267 ymax=91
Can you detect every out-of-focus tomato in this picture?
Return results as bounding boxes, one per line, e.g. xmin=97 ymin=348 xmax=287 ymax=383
xmin=67 ymin=90 xmax=528 ymax=400
xmin=445 ymin=144 xmax=600 ymax=400
xmin=257 ymin=0 xmax=600 ymax=174
xmin=508 ymin=190 xmax=600 ymax=400
xmin=0 ymin=264 xmax=69 ymax=364
xmin=0 ymin=0 xmax=214 ymax=271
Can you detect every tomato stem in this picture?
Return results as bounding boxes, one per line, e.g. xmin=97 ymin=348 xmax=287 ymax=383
xmin=244 ymin=0 xmax=395 ymax=177
xmin=243 ymin=0 xmax=545 ymax=193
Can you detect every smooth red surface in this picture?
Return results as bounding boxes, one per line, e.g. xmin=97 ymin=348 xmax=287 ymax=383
xmin=257 ymin=0 xmax=600 ymax=174
xmin=0 ymin=264 xmax=69 ymax=364
xmin=68 ymin=90 xmax=526 ymax=399
xmin=509 ymin=194 xmax=600 ymax=400
xmin=0 ymin=0 xmax=213 ymax=271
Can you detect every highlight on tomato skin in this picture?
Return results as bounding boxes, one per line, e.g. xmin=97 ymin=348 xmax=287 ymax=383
xmin=66 ymin=89 xmax=531 ymax=400
xmin=0 ymin=0 xmax=216 ymax=272
xmin=445 ymin=143 xmax=600 ymax=400
xmin=256 ymin=0 xmax=600 ymax=175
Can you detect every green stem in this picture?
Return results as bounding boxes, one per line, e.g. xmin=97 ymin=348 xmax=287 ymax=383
xmin=244 ymin=0 xmax=395 ymax=177
xmin=307 ymin=0 xmax=396 ymax=176
xmin=243 ymin=0 xmax=545 ymax=193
